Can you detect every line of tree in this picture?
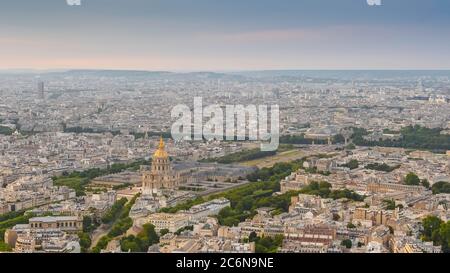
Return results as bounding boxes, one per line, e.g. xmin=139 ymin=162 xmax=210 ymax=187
xmin=92 ymin=194 xmax=139 ymax=253
xmin=351 ymin=125 xmax=450 ymax=152
xmin=365 ymin=163 xmax=400 ymax=172
xmin=131 ymin=131 xmax=172 ymax=139
xmin=0 ymin=126 xmax=14 ymax=135
xmin=247 ymin=159 xmax=304 ymax=182
xmin=200 ymin=148 xmax=276 ymax=164
xmin=101 ymin=198 xmax=128 ymax=224
xmin=52 ymin=159 xmax=150 ymax=196
xmin=64 ymin=126 xmax=121 ymax=135
xmin=280 ymin=134 xmax=345 ymax=145
xmin=298 ymin=181 xmax=365 ymax=202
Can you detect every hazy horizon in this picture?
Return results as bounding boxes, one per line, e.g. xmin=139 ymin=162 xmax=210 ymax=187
xmin=1 ymin=68 xmax=450 ymax=74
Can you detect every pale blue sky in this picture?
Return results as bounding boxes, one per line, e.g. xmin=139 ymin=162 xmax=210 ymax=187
xmin=1 ymin=0 xmax=450 ymax=70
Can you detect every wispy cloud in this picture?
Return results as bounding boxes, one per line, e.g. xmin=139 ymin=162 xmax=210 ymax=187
xmin=201 ymin=25 xmax=387 ymax=44
xmin=0 ymin=37 xmax=38 ymax=46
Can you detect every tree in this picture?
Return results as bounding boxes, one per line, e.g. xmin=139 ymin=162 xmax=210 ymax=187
xmin=120 ymin=224 xmax=160 ymax=253
xmin=347 ymin=223 xmax=356 ymax=229
xmin=138 ymin=224 xmax=160 ymax=247
xmin=0 ymin=241 xmax=12 ymax=252
xmin=404 ymin=172 xmax=420 ymax=186
xmin=332 ymin=213 xmax=340 ymax=221
xmin=431 ymin=182 xmax=450 ymax=194
xmin=249 ymin=231 xmax=258 ymax=242
xmin=120 ymin=235 xmax=142 ymax=252
xmin=82 ymin=215 xmax=98 ymax=233
xmin=345 ymin=143 xmax=356 ymax=150
xmin=388 ymin=226 xmax=394 ymax=234
xmin=82 ymin=216 xmax=92 ymax=231
xmin=341 ymin=239 xmax=352 ymax=249
xmin=221 ymin=217 xmax=240 ymax=227
xmin=101 ymin=198 xmax=127 ymax=224
xmin=92 ymin=235 xmax=111 ymax=253
xmin=319 ymin=181 xmax=332 ymax=189
xmin=160 ymin=229 xmax=170 ymax=236
xmin=439 ymin=221 xmax=450 ymax=253
xmin=108 ymin=217 xmax=133 ymax=237
xmin=421 ymin=179 xmax=430 ymax=189
xmin=78 ymin=232 xmax=91 ymax=252
xmin=254 ymin=235 xmax=283 ymax=253
xmin=235 ymin=196 xmax=254 ymax=211
xmin=422 ymin=215 xmax=443 ymax=242
xmin=383 ymin=199 xmax=396 ymax=210
xmin=218 ymin=206 xmax=234 ymax=219
xmin=342 ymin=159 xmax=359 ymax=170
xmin=421 ymin=216 xmax=450 ymax=252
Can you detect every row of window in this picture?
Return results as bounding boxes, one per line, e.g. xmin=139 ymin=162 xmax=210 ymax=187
xmin=30 ymin=221 xmax=78 ymax=228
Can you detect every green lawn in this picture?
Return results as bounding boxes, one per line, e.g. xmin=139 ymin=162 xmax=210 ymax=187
xmin=53 ymin=177 xmax=88 ymax=196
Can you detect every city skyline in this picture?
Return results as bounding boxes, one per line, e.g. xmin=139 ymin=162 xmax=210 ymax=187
xmin=2 ymin=0 xmax=450 ymax=70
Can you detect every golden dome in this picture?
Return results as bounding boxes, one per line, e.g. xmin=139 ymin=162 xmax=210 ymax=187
xmin=153 ymin=137 xmax=168 ymax=158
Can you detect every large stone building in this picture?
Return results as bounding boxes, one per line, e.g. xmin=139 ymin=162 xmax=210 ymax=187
xmin=4 ymin=216 xmax=82 ymax=253
xmin=29 ymin=216 xmax=82 ymax=233
xmin=366 ymin=181 xmax=424 ymax=193
xmin=136 ymin=212 xmax=189 ymax=233
xmin=142 ymin=137 xmax=180 ymax=194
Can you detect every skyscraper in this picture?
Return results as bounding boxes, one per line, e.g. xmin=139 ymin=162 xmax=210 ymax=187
xmin=38 ymin=81 xmax=44 ymax=99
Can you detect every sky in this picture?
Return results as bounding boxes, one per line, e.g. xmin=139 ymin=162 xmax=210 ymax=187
xmin=1 ymin=0 xmax=450 ymax=71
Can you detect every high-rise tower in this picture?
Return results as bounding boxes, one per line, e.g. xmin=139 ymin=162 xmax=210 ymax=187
xmin=38 ymin=81 xmax=44 ymax=99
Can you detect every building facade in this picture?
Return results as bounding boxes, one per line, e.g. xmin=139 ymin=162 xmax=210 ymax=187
xmin=142 ymin=137 xmax=180 ymax=194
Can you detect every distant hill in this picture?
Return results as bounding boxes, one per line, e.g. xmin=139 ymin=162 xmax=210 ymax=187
xmin=232 ymin=70 xmax=450 ymax=80
xmin=1 ymin=69 xmax=449 ymax=81
xmin=55 ymin=69 xmax=173 ymax=78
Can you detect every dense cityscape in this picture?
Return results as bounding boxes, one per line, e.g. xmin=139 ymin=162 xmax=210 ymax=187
xmin=1 ymin=1 xmax=450 ymax=264
xmin=0 ymin=70 xmax=449 ymax=253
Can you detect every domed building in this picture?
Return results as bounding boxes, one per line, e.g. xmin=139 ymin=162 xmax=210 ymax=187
xmin=142 ymin=137 xmax=180 ymax=194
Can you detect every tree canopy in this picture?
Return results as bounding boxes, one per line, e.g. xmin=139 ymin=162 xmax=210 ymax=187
xmin=421 ymin=215 xmax=450 ymax=253
xmin=404 ymin=172 xmax=420 ymax=186
xmin=432 ymin=182 xmax=450 ymax=194
xmin=120 ymin=224 xmax=160 ymax=253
